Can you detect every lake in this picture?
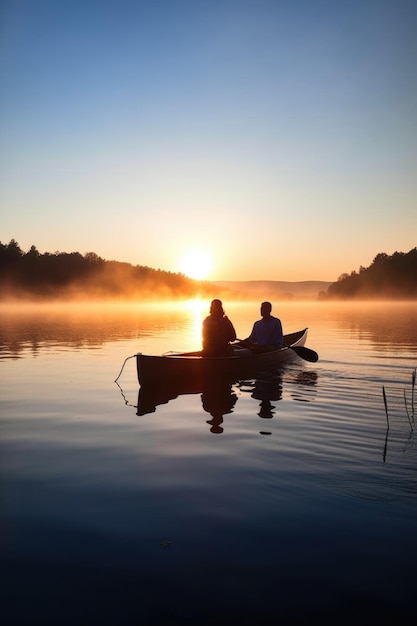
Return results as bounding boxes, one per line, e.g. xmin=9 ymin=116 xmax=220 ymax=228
xmin=1 ymin=300 xmax=416 ymax=625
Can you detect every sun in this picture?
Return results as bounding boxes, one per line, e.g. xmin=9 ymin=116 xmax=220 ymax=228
xmin=180 ymin=249 xmax=213 ymax=280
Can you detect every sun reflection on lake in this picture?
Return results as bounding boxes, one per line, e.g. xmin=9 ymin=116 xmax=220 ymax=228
xmin=186 ymin=298 xmax=209 ymax=343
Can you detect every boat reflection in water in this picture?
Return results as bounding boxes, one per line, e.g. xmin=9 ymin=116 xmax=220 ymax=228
xmin=136 ymin=364 xmax=306 ymax=434
xmin=136 ymin=374 xmax=239 ymax=434
xmin=201 ymin=378 xmax=238 ymax=434
xmin=237 ymin=369 xmax=284 ymax=434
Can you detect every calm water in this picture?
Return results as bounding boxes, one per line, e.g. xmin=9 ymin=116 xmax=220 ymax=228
xmin=1 ymin=301 xmax=416 ymax=625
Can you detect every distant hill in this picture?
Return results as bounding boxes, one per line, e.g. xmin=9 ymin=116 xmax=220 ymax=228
xmin=211 ymin=280 xmax=332 ymax=300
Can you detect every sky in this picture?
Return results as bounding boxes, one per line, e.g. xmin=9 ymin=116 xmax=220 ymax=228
xmin=1 ymin=0 xmax=416 ymax=282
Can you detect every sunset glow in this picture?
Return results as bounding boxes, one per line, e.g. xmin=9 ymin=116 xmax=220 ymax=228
xmin=180 ymin=250 xmax=213 ymax=280
xmin=0 ymin=2 xmax=415 ymax=282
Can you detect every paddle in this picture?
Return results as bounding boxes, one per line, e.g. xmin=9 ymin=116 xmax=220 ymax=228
xmin=284 ymin=344 xmax=319 ymax=362
xmin=234 ymin=340 xmax=319 ymax=363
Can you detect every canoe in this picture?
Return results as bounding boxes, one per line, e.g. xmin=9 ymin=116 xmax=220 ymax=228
xmin=136 ymin=327 xmax=315 ymax=387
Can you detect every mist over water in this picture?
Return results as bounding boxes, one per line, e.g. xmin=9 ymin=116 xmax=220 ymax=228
xmin=1 ymin=301 xmax=416 ymax=625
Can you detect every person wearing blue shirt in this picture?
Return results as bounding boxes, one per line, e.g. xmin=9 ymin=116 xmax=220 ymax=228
xmin=245 ymin=302 xmax=283 ymax=352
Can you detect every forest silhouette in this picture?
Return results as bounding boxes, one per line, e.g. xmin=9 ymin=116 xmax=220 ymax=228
xmin=320 ymin=247 xmax=417 ymax=300
xmin=0 ymin=239 xmax=224 ymax=301
xmin=1 ymin=240 xmax=416 ymax=301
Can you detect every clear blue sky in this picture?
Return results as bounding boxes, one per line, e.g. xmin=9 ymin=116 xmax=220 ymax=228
xmin=1 ymin=0 xmax=416 ymax=281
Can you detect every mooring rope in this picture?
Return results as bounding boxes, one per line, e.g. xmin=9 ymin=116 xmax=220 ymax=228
xmin=115 ymin=380 xmax=137 ymax=408
xmin=114 ymin=353 xmax=139 ymax=383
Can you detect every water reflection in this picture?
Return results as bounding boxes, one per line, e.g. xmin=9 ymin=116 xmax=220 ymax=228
xmin=334 ymin=302 xmax=417 ymax=349
xmin=1 ymin=301 xmax=416 ymax=359
xmin=136 ymin=374 xmax=239 ymax=435
xmin=136 ymin=378 xmax=199 ymax=415
xmin=0 ymin=302 xmax=200 ymax=358
xmin=288 ymin=370 xmax=318 ymax=402
xmin=236 ymin=370 xmax=284 ymax=434
xmin=133 ymin=364 xmax=318 ymax=434
xmin=201 ymin=378 xmax=238 ymax=434
xmin=238 ymin=370 xmax=283 ymax=420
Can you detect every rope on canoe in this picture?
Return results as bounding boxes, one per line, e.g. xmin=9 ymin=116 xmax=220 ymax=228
xmin=115 ymin=380 xmax=137 ymax=409
xmin=114 ymin=353 xmax=139 ymax=383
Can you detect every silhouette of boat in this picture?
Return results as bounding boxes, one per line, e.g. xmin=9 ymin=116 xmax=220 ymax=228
xmin=136 ymin=328 xmax=316 ymax=387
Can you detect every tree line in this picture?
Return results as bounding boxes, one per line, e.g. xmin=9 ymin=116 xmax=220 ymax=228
xmin=1 ymin=240 xmax=415 ymax=301
xmin=320 ymin=247 xmax=417 ymax=300
xmin=0 ymin=239 xmax=221 ymax=300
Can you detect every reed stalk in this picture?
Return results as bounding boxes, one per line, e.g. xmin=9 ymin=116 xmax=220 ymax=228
xmin=403 ymin=389 xmax=413 ymax=430
xmin=382 ymin=385 xmax=389 ymax=430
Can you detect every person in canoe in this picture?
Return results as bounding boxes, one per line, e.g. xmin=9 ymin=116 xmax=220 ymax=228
xmin=242 ymin=301 xmax=283 ymax=352
xmin=202 ymin=299 xmax=237 ymax=356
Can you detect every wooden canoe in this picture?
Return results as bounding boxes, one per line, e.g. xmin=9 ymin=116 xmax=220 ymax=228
xmin=136 ymin=328 xmax=312 ymax=387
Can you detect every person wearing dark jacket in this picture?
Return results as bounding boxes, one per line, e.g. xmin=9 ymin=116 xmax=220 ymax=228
xmin=202 ymin=299 xmax=236 ymax=356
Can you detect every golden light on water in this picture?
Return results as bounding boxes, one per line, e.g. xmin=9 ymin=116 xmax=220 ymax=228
xmin=187 ymin=298 xmax=208 ymax=342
